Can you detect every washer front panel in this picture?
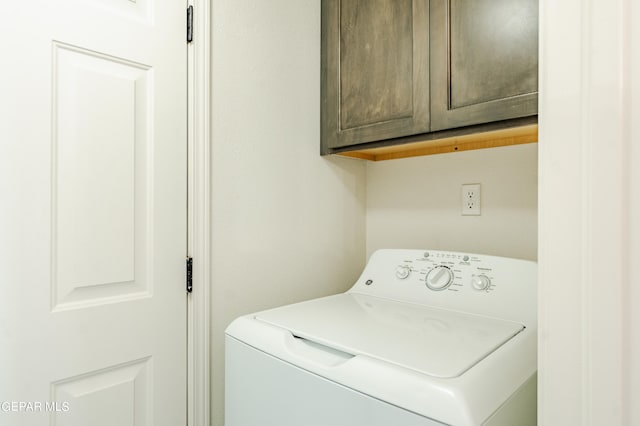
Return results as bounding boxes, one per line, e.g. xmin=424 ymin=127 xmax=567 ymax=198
xmin=226 ymin=336 xmax=446 ymax=426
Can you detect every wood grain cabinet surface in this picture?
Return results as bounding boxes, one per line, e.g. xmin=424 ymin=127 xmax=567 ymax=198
xmin=321 ymin=0 xmax=539 ymax=157
xmin=321 ymin=0 xmax=430 ymax=152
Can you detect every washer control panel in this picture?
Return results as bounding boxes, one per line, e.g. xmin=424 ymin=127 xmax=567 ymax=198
xmin=348 ymin=249 xmax=537 ymax=326
xmin=395 ymin=250 xmax=497 ymax=294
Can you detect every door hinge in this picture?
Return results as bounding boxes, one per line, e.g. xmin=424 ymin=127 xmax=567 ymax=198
xmin=186 ymin=257 xmax=193 ymax=293
xmin=187 ymin=5 xmax=194 ymax=43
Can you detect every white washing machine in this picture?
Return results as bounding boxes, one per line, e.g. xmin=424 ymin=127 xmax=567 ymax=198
xmin=225 ymin=249 xmax=537 ymax=426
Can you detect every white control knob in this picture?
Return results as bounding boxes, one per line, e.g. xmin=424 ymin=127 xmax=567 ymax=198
xmin=395 ymin=265 xmax=411 ymax=280
xmin=425 ymin=266 xmax=453 ymax=291
xmin=471 ymin=275 xmax=491 ymax=291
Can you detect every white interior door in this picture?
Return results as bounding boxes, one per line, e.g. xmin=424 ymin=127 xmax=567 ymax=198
xmin=0 ymin=0 xmax=188 ymax=425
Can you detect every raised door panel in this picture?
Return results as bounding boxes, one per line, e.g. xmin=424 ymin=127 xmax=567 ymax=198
xmin=430 ymin=0 xmax=538 ymax=131
xmin=322 ymin=0 xmax=429 ymax=152
xmin=52 ymin=43 xmax=152 ymax=311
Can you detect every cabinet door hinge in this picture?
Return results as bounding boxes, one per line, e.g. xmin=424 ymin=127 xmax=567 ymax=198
xmin=187 ymin=5 xmax=194 ymax=43
xmin=186 ymin=257 xmax=193 ymax=293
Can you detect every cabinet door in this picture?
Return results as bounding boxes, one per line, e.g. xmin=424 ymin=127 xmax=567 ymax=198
xmin=430 ymin=0 xmax=538 ymax=131
xmin=322 ymin=0 xmax=430 ymax=152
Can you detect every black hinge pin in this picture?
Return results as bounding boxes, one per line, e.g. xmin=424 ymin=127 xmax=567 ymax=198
xmin=187 ymin=5 xmax=194 ymax=43
xmin=186 ymin=257 xmax=193 ymax=293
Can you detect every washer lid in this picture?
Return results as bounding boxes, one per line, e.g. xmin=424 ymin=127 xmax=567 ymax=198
xmin=255 ymin=293 xmax=524 ymax=378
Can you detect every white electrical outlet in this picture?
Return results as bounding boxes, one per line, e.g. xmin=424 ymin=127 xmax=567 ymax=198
xmin=461 ymin=183 xmax=481 ymax=215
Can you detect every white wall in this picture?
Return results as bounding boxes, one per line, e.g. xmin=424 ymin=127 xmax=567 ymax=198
xmin=210 ymin=1 xmax=366 ymax=425
xmin=366 ymin=143 xmax=538 ymax=261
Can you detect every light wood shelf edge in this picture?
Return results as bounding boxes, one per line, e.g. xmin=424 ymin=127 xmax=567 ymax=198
xmin=337 ymin=124 xmax=538 ymax=161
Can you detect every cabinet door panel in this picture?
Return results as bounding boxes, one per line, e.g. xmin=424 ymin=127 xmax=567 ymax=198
xmin=430 ymin=0 xmax=538 ymax=131
xmin=322 ymin=0 xmax=430 ymax=151
xmin=340 ymin=0 xmax=413 ymax=129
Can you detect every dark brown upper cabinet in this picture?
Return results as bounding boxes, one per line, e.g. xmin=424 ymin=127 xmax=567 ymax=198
xmin=321 ymin=0 xmax=430 ymax=152
xmin=321 ymin=0 xmax=539 ymax=158
xmin=430 ymin=0 xmax=538 ymax=131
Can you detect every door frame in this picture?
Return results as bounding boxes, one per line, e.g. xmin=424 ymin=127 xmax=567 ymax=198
xmin=538 ymin=0 xmax=639 ymax=423
xmin=187 ymin=1 xmax=211 ymax=425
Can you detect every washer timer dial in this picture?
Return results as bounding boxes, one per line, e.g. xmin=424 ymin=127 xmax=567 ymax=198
xmin=425 ymin=265 xmax=454 ymax=291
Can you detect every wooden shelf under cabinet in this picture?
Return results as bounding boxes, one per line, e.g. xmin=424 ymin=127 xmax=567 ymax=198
xmin=336 ymin=124 xmax=538 ymax=162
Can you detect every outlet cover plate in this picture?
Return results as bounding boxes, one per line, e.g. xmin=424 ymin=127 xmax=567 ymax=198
xmin=462 ymin=183 xmax=481 ymax=216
